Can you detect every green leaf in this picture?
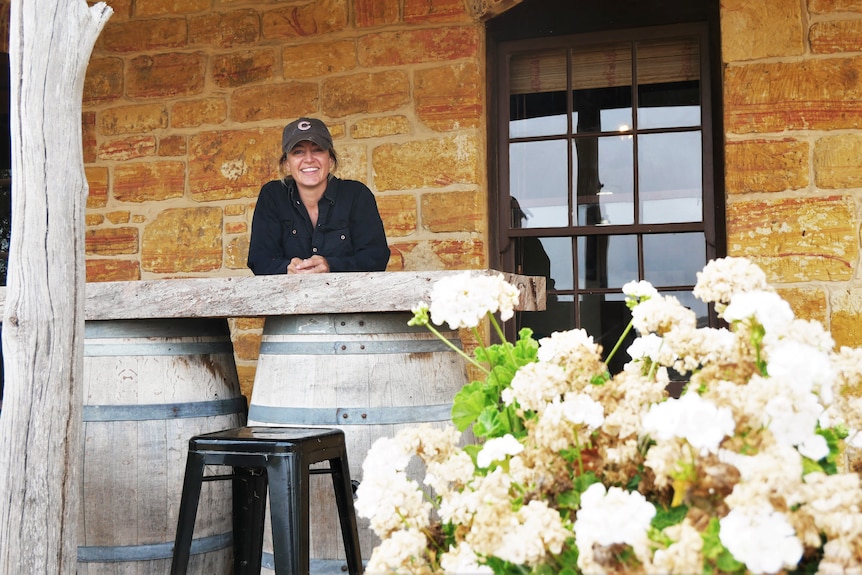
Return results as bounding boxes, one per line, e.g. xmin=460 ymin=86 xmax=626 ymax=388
xmin=451 ymin=380 xmax=487 ymax=431
xmin=652 ymin=504 xmax=688 ymax=530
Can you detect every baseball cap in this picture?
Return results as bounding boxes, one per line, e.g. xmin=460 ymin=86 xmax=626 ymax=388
xmin=281 ymin=117 xmax=334 ymax=154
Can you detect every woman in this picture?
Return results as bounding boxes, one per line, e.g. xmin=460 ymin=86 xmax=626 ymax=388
xmin=247 ymin=117 xmax=390 ymax=274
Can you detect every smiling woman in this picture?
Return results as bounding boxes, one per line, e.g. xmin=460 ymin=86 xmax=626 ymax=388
xmin=246 ymin=117 xmax=391 ymax=275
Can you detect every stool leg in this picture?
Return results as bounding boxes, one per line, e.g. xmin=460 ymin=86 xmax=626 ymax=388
xmin=170 ymin=450 xmax=206 ymax=575
xmin=267 ymin=454 xmax=307 ymax=575
xmin=233 ymin=466 xmax=268 ymax=575
xmin=329 ymin=454 xmax=364 ymax=575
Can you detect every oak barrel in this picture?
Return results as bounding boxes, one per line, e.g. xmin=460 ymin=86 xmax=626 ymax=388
xmin=247 ymin=312 xmax=468 ymax=573
xmin=78 ymin=318 xmax=246 ymax=575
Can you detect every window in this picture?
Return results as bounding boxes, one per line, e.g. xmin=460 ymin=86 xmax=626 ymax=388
xmin=493 ymin=20 xmax=722 ymax=374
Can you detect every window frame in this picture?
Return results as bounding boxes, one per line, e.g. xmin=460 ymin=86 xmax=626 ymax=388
xmin=492 ymin=22 xmax=723 ymax=339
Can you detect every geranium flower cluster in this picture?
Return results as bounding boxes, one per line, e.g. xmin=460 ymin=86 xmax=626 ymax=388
xmin=355 ymin=262 xmax=862 ymax=574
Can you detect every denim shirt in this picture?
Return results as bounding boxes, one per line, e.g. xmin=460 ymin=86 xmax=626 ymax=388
xmin=247 ymin=176 xmax=390 ymax=275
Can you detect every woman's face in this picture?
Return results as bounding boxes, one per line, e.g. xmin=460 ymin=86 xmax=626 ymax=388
xmin=285 ymin=140 xmax=334 ymax=193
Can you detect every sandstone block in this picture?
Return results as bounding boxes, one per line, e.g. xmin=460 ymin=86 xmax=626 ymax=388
xmin=776 ymin=287 xmax=828 ymax=326
xmin=86 ymin=227 xmax=139 ymax=256
xmin=98 ymin=136 xmax=158 ymax=161
xmin=86 ymin=259 xmax=141 ymax=283
xmin=333 ymin=142 xmax=368 ymax=183
xmin=814 ymin=134 xmax=862 ymax=188
xmin=809 ymin=0 xmax=862 ymax=14
xmin=830 ymin=289 xmax=862 ymax=348
xmin=230 ymin=82 xmax=318 ymax=122
xmin=99 ymin=17 xmax=187 ymax=53
xmin=725 ymin=58 xmax=862 ymax=133
xmin=725 ymin=138 xmax=809 ymax=194
xmin=261 ymin=0 xmax=348 ymax=39
xmin=159 ymin=135 xmax=187 ymax=157
xmin=376 ymin=193 xmax=418 ymax=236
xmin=126 ymin=53 xmax=206 ymax=99
xmin=282 ymin=40 xmax=356 ymax=79
xmin=188 ymin=126 xmax=283 ymax=201
xmin=358 ymin=26 xmax=479 ymax=66
xmin=83 ymin=112 xmax=97 ymax=163
xmin=224 ymin=203 xmax=247 ymax=216
xmin=727 ymin=195 xmax=857 ymax=282
xmin=86 ymin=166 xmax=109 ymax=209
xmin=404 ymin=0 xmax=471 ymax=24
xmin=373 ymin=133 xmax=480 ymax=190
xmin=422 ymin=190 xmax=484 ymax=232
xmin=106 ymin=211 xmax=132 ymax=224
xmin=351 ymin=115 xmax=411 ymax=139
xmin=100 ymin=103 xmax=168 ymax=136
xmin=114 ymin=161 xmax=185 ymax=203
xmin=810 ymin=20 xmax=862 ymax=54
xmin=141 ymin=207 xmax=223 ymax=273
xmin=172 ymin=97 xmax=228 ymax=128
xmin=720 ymin=0 xmax=804 ymax=62
xmin=226 ymin=234 xmax=249 ymax=269
xmin=189 ymin=9 xmax=260 ymax=48
xmin=212 ymin=49 xmax=277 ymax=88
xmin=84 ymin=57 xmax=124 ymax=105
xmin=135 ymin=0 xmax=210 ymax=16
xmin=86 ymin=215 xmax=105 ymax=226
xmin=432 ymin=238 xmax=485 ymax=268
xmin=355 ymin=0 xmax=400 ymax=27
xmin=415 ymin=62 xmax=482 ymax=131
xmin=225 ymin=221 xmax=248 ymax=234
xmin=321 ymin=70 xmax=409 ymax=117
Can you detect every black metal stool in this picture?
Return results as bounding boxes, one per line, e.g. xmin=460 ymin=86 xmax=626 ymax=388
xmin=170 ymin=426 xmax=363 ymax=575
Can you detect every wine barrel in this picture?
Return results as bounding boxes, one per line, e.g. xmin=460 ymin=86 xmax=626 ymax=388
xmin=77 ymin=318 xmax=246 ymax=575
xmin=247 ymin=312 xmax=469 ymax=573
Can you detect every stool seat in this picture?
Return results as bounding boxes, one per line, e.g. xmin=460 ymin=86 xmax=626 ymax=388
xmin=170 ymin=426 xmax=363 ymax=575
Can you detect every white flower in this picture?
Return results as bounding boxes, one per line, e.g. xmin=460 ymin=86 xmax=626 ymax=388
xmin=476 ymin=434 xmax=524 ymax=468
xmin=439 ymin=542 xmax=493 ymax=574
xmin=693 ymin=256 xmax=771 ymax=304
xmin=537 ymin=328 xmax=599 ymax=364
xmin=623 ymin=279 xmax=659 ymax=301
xmin=503 ymin=361 xmax=569 ymax=412
xmin=642 ymin=392 xmax=735 ymax=454
xmin=427 ymin=271 xmax=520 ymax=329
xmin=494 ymin=500 xmax=569 ymax=566
xmin=575 ymin=484 xmax=656 ymax=561
xmin=561 ymin=392 xmax=604 ymax=430
xmin=627 ymin=333 xmax=665 ymax=362
xmin=723 ymin=290 xmax=794 ymax=333
xmin=719 ymin=506 xmax=803 ymax=574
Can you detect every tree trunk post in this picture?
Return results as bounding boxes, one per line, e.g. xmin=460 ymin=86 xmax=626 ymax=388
xmin=0 ymin=1 xmax=111 ymax=573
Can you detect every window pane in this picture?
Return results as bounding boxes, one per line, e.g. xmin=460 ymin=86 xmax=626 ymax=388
xmin=510 ymin=92 xmax=568 ymax=138
xmin=579 ymin=292 xmax=634 ymax=373
xmin=638 ymin=131 xmax=702 ymax=224
xmin=517 ymin=294 xmax=575 ymax=341
xmin=510 ymin=140 xmax=569 ymax=228
xmin=571 ymin=43 xmax=633 ymax=133
xmin=510 ymin=49 xmax=568 ymax=138
xmin=643 ymin=232 xmax=704 ymax=286
xmin=578 ymin=234 xmax=637 ymax=289
xmin=637 ymin=37 xmax=700 ymax=130
xmin=575 ymin=135 xmax=634 ymax=226
xmin=514 ymin=236 xmax=574 ymax=291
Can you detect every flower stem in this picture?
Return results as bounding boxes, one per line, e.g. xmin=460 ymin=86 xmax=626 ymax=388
xmin=574 ymin=428 xmax=584 ymax=476
xmin=605 ymin=318 xmax=634 ymax=366
xmin=489 ymin=313 xmax=517 ymax=367
xmin=426 ymin=322 xmax=490 ymax=375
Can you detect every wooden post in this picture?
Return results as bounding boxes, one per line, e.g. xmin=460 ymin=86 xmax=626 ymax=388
xmin=0 ymin=1 xmax=111 ymax=573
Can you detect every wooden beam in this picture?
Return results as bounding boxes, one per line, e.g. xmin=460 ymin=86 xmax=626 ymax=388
xmin=0 ymin=271 xmax=546 ymax=321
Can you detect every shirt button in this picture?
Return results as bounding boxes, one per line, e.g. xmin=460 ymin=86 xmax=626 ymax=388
xmin=292 ymin=229 xmax=297 ymax=235
xmin=312 ymin=247 xmax=318 ymax=253
xmin=340 ymin=234 xmax=346 ymax=240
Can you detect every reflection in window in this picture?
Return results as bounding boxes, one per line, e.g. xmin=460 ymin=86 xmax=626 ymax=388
xmin=503 ymin=25 xmax=717 ymax=369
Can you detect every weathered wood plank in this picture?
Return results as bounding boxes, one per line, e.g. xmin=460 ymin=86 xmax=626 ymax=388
xmin=0 ymin=271 xmax=545 ymax=321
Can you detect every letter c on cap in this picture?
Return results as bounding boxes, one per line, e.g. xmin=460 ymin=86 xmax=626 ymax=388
xmin=298 ymin=120 xmax=312 ymax=131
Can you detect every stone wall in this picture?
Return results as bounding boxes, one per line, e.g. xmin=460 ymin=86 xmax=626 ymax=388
xmin=80 ymin=0 xmax=490 ymax=394
xmin=2 ymin=0 xmax=859 ymax=396
xmin=722 ymin=0 xmax=862 ymax=349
